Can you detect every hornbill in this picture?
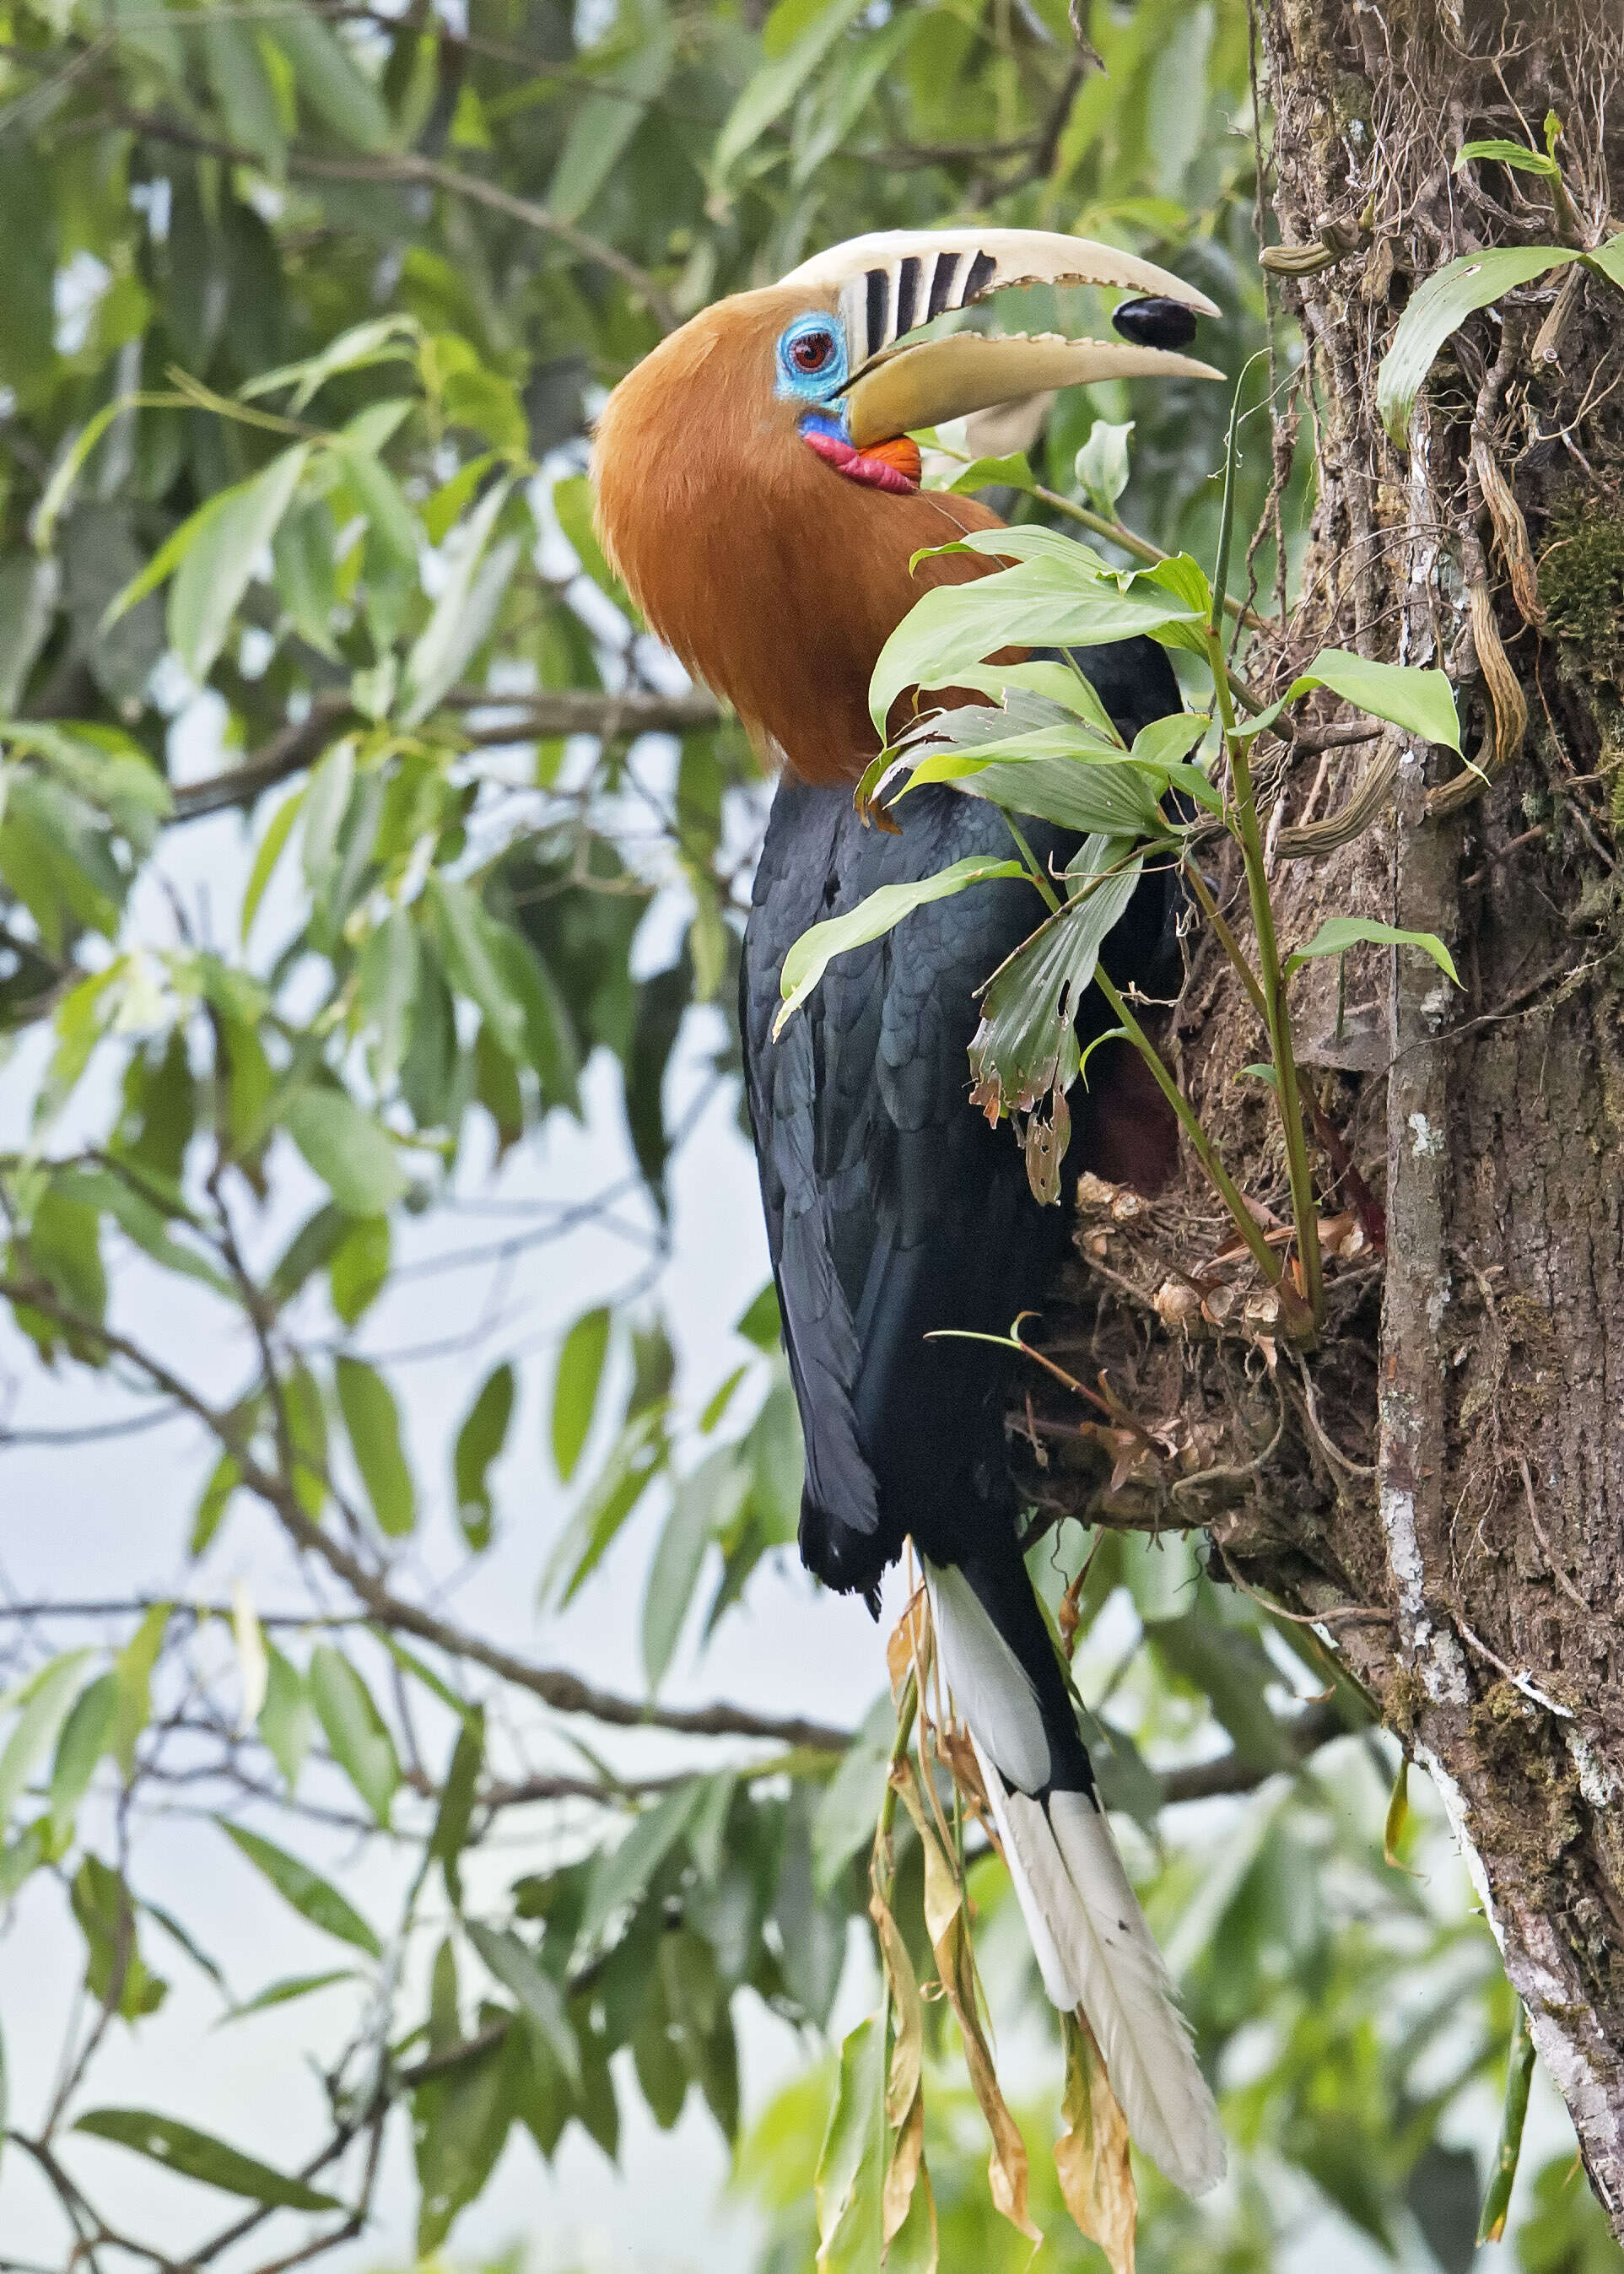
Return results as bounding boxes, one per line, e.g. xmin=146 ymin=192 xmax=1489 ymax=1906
xmin=594 ymin=228 xmax=1226 ymax=2194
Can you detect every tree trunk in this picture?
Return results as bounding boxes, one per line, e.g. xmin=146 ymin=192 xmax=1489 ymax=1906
xmin=1042 ymin=0 xmax=1624 ymax=2226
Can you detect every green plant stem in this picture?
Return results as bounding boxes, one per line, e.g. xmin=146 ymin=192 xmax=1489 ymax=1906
xmin=1206 ymin=628 xmax=1325 ymax=1333
xmin=1477 ymin=2001 xmax=1535 ymax=2244
xmin=1092 ymin=968 xmax=1303 ymax=1315
xmin=1002 ymin=815 xmax=1061 ymax=913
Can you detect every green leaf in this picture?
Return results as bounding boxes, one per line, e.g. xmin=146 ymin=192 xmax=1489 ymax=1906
xmin=812 ymin=1700 xmax=893 ymax=1895
xmin=1455 ymin=138 xmax=1562 ymax=180
xmin=425 ymin=876 xmax=526 ymax=1061
xmin=334 ymin=1356 xmax=416 ymax=1537
xmin=1377 ymin=245 xmax=1577 ymax=443
xmin=73 ymin=2110 xmax=341 ymax=2212
xmin=412 ymin=2023 xmax=513 ymax=2253
xmin=257 ymin=1647 xmax=316 ymax=1791
xmin=399 ymin=478 xmax=518 ymax=726
xmin=544 ymin=1405 xmax=667 ymax=1607
xmin=813 ymin=2012 xmax=887 ymax=2273
xmin=1285 ymin=916 xmax=1460 ymax=986
xmin=580 ymin=1780 xmax=708 ymax=1947
xmin=548 ymin=15 xmax=676 ymax=223
xmin=642 ymin=1448 xmax=749 ymax=1693
xmin=1075 ymin=418 xmax=1134 ymax=515
xmin=71 ymin=1855 xmax=167 ymax=2017
xmin=551 ymin=473 xmax=632 ymax=613
xmin=869 ymin=557 xmax=1202 ymax=733
xmin=282 ymin=1087 xmax=410 ymax=1216
xmin=112 ymin=1604 xmax=169 ymax=1779
xmin=894 ymin=736 xmax=1172 ymax=839
xmin=775 ymin=856 xmax=1026 ymax=1036
xmin=240 ymin=786 xmax=305 ymax=946
xmin=734 ymin=1283 xmax=781 ymax=1351
xmin=466 ymin=1922 xmax=580 ymax=2084
xmin=0 ymin=1651 xmax=93 ymax=1830
xmin=219 ymin=1970 xmax=354 ymax=2025
xmin=1585 ymin=232 xmax=1624 ymax=291
xmin=329 ymin=1213 xmax=390 ymax=1326
xmin=429 ymin=1708 xmax=484 ymax=1907
xmin=1286 ymin=647 xmax=1461 ymax=752
xmin=713 ymin=0 xmax=869 ymax=178
xmin=244 ymin=316 xmax=420 ymax=410
xmin=453 ymin=1361 xmax=515 ymax=1551
xmin=168 ymin=446 xmax=310 ymax=684
xmin=202 ymin=19 xmax=287 ymax=172
xmin=968 ymin=839 xmax=1144 ymax=1124
xmin=551 ymin=1306 xmax=611 ymax=1483
xmin=49 ymin=1671 xmax=117 ymax=1840
xmin=221 ymin=1822 xmax=382 ymax=1956
xmin=269 ymin=4 xmax=391 ymax=152
xmin=943 ymin=451 xmax=1038 ymax=497
xmin=308 ymin=1645 xmax=400 ymax=1827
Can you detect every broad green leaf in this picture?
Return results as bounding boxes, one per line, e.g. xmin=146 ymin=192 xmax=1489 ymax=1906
xmin=465 ymin=1921 xmax=580 ymax=2084
xmin=334 ymin=1356 xmax=415 ymax=1537
xmin=49 ymin=1671 xmax=117 ymax=1839
xmin=73 ymin=2110 xmax=341 ymax=2212
xmin=870 ymin=559 xmax=1201 ymax=732
xmin=551 ymin=473 xmax=632 ymax=613
xmin=0 ymin=1651 xmax=93 ymax=1829
xmin=202 ymin=19 xmax=287 ymax=172
xmin=642 ymin=1448 xmax=749 ymax=1693
xmin=329 ymin=1213 xmax=390 ymax=1326
xmin=191 ymin=1450 xmax=240 ymax=1558
xmin=282 ymin=1088 xmax=410 ymax=1217
xmin=919 ymin=526 xmax=1113 ymax=574
xmin=1377 ymin=245 xmax=1576 ymax=442
xmin=258 ymin=1646 xmax=315 ymax=1791
xmin=1586 ymin=232 xmax=1624 ymax=290
xmin=71 ymin=1855 xmax=167 ymax=2017
xmin=894 ymin=739 xmax=1171 ymax=840
xmin=943 ymin=451 xmax=1038 ymax=497
xmin=1286 ymin=648 xmax=1461 ymax=752
xmin=411 ymin=2022 xmax=512 ymax=2252
xmin=551 ymin=1306 xmax=611 ymax=1483
xmin=112 ymin=1604 xmax=169 ymax=1779
xmin=429 ymin=1708 xmax=484 ymax=1907
xmin=399 ymin=477 xmax=516 ymax=725
xmin=812 ymin=1698 xmax=894 ymax=1894
xmin=309 ymin=1645 xmax=400 ymax=1826
xmin=968 ymin=839 xmax=1144 ymax=1124
xmin=269 ymin=5 xmax=391 ymax=152
xmin=1285 ymin=916 xmax=1460 ymax=986
xmin=813 ymin=2012 xmax=887 ymax=2273
xmin=713 ymin=0 xmax=868 ymax=177
xmin=169 ymin=446 xmax=310 ymax=684
xmin=580 ymin=1780 xmax=708 ymax=1947
xmin=549 ymin=14 xmax=677 ymax=222
xmin=425 ymin=876 xmax=526 ymax=1060
xmin=1455 ymin=138 xmax=1562 ymax=180
xmin=734 ymin=1283 xmax=781 ymax=1351
xmin=222 ymin=1822 xmax=381 ymax=1955
xmin=775 ymin=857 xmax=1027 ymax=1036
xmin=544 ymin=1405 xmax=667 ymax=1607
xmin=332 ymin=432 xmax=419 ymax=570
xmin=453 ymin=1360 xmax=515 ymax=1551
xmin=1076 ymin=418 xmax=1134 ymax=514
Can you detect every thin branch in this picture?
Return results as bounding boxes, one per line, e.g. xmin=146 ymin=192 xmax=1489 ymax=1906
xmin=170 ymin=689 xmax=723 ymax=823
xmin=107 ymin=111 xmax=679 ymax=331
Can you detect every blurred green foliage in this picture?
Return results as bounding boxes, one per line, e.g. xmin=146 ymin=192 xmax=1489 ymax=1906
xmin=0 ymin=0 xmax=1611 ymax=2267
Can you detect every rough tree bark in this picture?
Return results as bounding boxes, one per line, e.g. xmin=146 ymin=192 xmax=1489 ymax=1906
xmin=1034 ymin=0 xmax=1624 ymax=2228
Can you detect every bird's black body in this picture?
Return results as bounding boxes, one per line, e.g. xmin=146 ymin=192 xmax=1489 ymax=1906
xmin=740 ymin=636 xmax=1182 ymax=1799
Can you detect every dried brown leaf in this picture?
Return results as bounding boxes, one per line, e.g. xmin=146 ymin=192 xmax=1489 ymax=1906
xmin=887 ymin=1586 xmax=930 ymax=1704
xmin=1056 ymin=2012 xmax=1138 ymax=2274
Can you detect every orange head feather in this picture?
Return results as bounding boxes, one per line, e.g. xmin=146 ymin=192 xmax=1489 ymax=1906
xmin=591 ymin=286 xmax=1003 ymax=787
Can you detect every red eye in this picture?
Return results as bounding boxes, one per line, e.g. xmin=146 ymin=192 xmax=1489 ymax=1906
xmin=791 ymin=332 xmax=833 ymax=372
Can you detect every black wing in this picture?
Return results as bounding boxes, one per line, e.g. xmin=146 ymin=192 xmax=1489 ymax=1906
xmin=739 ymin=636 xmax=1180 ymax=1602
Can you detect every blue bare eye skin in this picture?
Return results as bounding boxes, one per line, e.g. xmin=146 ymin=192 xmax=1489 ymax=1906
xmin=774 ymin=311 xmax=850 ymax=402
